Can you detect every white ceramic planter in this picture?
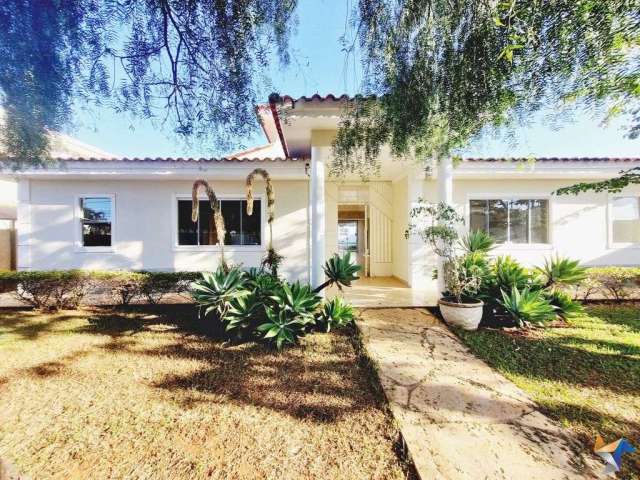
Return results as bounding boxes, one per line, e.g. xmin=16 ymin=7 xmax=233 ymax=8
xmin=438 ymin=298 xmax=484 ymax=330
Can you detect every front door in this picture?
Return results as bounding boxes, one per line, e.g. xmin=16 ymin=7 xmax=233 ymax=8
xmin=337 ymin=220 xmax=363 ymax=267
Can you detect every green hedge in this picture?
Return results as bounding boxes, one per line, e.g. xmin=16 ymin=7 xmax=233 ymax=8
xmin=0 ymin=270 xmax=200 ymax=310
xmin=576 ymin=267 xmax=640 ymax=301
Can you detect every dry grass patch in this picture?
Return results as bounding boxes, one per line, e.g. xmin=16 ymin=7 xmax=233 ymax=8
xmin=0 ymin=306 xmax=412 ymax=480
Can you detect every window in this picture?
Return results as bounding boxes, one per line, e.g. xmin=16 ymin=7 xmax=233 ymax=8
xmin=177 ymin=199 xmax=261 ymax=246
xmin=469 ymin=198 xmax=548 ymax=244
xmin=611 ymin=196 xmax=640 ymax=244
xmin=79 ymin=196 xmax=113 ymax=247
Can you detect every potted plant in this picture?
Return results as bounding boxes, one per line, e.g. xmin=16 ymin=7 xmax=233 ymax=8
xmin=407 ymin=200 xmax=486 ymax=330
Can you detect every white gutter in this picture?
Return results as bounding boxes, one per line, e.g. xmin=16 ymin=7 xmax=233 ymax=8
xmin=448 ymin=162 xmax=640 ymax=180
xmin=0 ymin=161 xmax=307 ymax=181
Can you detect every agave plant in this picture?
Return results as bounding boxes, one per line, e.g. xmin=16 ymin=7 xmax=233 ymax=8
xmin=536 ymin=256 xmax=587 ymax=290
xmin=317 ymin=296 xmax=355 ymax=332
xmin=500 ymin=286 xmax=557 ymax=327
xmin=271 ymin=281 xmax=321 ymax=323
xmin=314 ymin=253 xmax=362 ymax=293
xmin=256 ymin=308 xmax=308 ymax=350
xmin=257 ymin=281 xmax=321 ymax=349
xmin=493 ymin=255 xmax=533 ymax=293
xmin=544 ymin=289 xmax=585 ymax=319
xmin=190 ymin=266 xmax=247 ymax=320
xmin=461 ymin=230 xmax=495 ymax=254
xmin=192 ymin=179 xmax=227 ymax=268
xmin=225 ymin=292 xmax=263 ymax=334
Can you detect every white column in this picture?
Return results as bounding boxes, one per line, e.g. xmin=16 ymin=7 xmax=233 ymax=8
xmin=407 ymin=171 xmax=426 ymax=287
xmin=438 ymin=156 xmax=453 ymax=205
xmin=437 ymin=157 xmax=454 ymax=294
xmin=16 ymin=179 xmax=32 ymax=270
xmin=310 ymin=145 xmax=326 ymax=291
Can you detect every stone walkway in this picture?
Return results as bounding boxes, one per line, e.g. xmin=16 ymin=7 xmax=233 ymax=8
xmin=356 ymin=308 xmax=601 ymax=480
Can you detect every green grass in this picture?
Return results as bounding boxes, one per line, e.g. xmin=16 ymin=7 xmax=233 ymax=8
xmin=456 ymin=305 xmax=640 ymax=479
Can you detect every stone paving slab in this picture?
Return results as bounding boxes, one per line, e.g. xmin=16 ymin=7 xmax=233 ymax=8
xmin=356 ymin=308 xmax=601 ymax=480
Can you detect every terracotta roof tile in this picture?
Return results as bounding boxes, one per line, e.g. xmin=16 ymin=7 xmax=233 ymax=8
xmin=273 ymin=93 xmax=377 ymax=105
xmin=55 ymin=156 xmax=306 ymax=163
xmin=464 ymin=157 xmax=640 ymax=163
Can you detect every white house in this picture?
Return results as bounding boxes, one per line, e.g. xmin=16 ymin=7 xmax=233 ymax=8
xmin=1 ymin=94 xmax=639 ymax=305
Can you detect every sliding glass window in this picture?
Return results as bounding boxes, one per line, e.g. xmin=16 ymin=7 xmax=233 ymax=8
xmin=469 ymin=199 xmax=548 ymax=244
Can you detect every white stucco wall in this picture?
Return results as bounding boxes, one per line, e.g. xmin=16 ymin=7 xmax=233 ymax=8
xmin=17 ymin=174 xmax=640 ymax=283
xmin=23 ymin=179 xmax=309 ymax=281
xmin=437 ymin=178 xmax=640 ymax=267
xmin=0 ymin=180 xmax=16 ymax=206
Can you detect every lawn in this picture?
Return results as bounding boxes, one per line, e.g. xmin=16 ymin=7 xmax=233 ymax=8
xmin=456 ymin=304 xmax=640 ymax=479
xmin=0 ymin=306 xmax=412 ymax=480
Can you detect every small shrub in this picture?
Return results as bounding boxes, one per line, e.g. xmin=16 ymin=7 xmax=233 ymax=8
xmin=14 ymin=270 xmax=88 ymax=310
xmin=443 ymin=254 xmax=486 ymax=302
xmin=574 ymin=276 xmax=603 ymax=301
xmin=317 ymin=296 xmax=355 ymax=332
xmin=139 ymin=272 xmax=188 ymax=304
xmin=0 ymin=271 xmax=19 ymax=294
xmin=499 ymin=286 xmax=557 ymax=327
xmin=90 ymin=271 xmax=145 ymax=305
xmin=587 ymin=267 xmax=640 ymax=301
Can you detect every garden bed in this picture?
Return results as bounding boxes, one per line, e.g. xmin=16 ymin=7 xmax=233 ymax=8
xmin=0 ymin=306 xmax=413 ymax=480
xmin=454 ymin=305 xmax=640 ymax=479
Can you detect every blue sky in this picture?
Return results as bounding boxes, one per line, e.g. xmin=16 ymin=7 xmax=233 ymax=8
xmin=71 ymin=0 xmax=638 ymax=159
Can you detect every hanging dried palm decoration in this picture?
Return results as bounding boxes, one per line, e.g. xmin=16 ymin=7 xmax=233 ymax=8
xmin=246 ymin=168 xmax=282 ymax=274
xmin=246 ymin=168 xmax=275 ymax=248
xmin=192 ymin=179 xmax=227 ymax=269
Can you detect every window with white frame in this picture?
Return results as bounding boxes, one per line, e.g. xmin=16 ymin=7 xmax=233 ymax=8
xmin=611 ymin=196 xmax=640 ymax=244
xmin=469 ymin=198 xmax=549 ymax=244
xmin=79 ymin=196 xmax=113 ymax=247
xmin=177 ymin=199 xmax=261 ymax=246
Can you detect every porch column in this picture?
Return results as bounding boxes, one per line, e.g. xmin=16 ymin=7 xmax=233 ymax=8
xmin=310 ymin=145 xmax=326 ymax=291
xmin=437 ymin=156 xmax=454 ymax=293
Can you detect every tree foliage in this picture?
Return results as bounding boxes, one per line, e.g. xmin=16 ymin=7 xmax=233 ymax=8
xmin=334 ymin=0 xmax=640 ymax=176
xmin=0 ymin=0 xmax=297 ymax=167
xmin=555 ymin=167 xmax=640 ymax=195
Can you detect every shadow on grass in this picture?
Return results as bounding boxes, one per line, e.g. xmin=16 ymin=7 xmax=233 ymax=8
xmin=41 ymin=305 xmax=383 ymax=424
xmin=0 ymin=310 xmax=82 ymax=340
xmin=537 ymin=399 xmax=640 ymax=475
xmin=87 ymin=304 xmax=218 ymax=335
xmin=555 ymin=334 xmax=640 ymax=357
xmin=457 ymin=329 xmax=640 ymax=396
